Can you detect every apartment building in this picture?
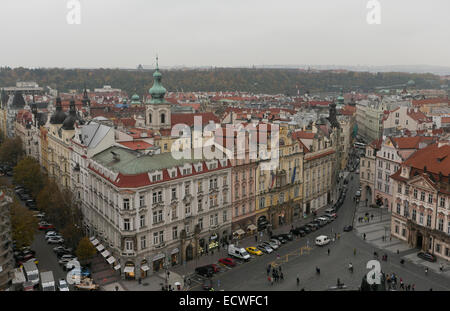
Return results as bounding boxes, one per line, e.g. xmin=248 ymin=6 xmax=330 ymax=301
xmin=84 ymin=146 xmax=232 ymax=278
xmin=390 ymin=143 xmax=450 ymax=260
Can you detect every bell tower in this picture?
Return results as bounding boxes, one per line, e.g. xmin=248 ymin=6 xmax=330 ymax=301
xmin=145 ymin=56 xmax=171 ymax=131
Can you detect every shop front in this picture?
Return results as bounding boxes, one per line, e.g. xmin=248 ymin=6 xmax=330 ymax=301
xmin=208 ymin=234 xmax=219 ymax=252
xmin=152 ymin=253 xmax=165 ymax=272
xmin=233 ymin=229 xmax=246 ymax=240
xmin=124 ymin=262 xmax=135 ymax=280
xmin=170 ymin=248 xmax=179 ymax=266
xmin=140 ymin=259 xmax=150 ymax=278
xmin=198 ymin=239 xmax=205 ymax=255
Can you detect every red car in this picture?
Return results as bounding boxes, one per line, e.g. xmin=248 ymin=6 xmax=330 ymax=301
xmin=205 ymin=264 xmax=220 ymax=273
xmin=39 ymin=223 xmax=55 ymax=230
xmin=218 ymin=257 xmax=236 ymax=267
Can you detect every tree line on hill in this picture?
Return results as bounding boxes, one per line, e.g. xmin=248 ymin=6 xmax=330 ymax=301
xmin=0 ymin=67 xmax=443 ymax=97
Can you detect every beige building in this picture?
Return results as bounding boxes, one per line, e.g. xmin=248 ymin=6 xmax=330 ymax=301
xmin=390 ymin=143 xmax=450 ymax=260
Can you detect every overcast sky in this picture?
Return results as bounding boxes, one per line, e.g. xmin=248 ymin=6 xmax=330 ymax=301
xmin=1 ymin=0 xmax=449 ymax=68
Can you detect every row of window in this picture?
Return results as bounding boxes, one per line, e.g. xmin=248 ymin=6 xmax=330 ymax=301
xmin=124 ymin=212 xmax=227 ymax=250
xmin=395 ymin=203 xmax=450 ymax=233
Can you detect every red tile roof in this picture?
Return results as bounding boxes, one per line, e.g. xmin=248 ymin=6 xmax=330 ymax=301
xmin=391 ymin=136 xmax=436 ymax=149
xmin=171 ymin=112 xmax=220 ymax=127
xmin=403 ymin=143 xmax=450 ymax=176
xmin=117 ymin=140 xmax=152 ymax=150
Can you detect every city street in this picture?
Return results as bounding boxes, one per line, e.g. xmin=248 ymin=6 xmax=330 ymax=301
xmin=188 ymin=172 xmax=450 ymax=291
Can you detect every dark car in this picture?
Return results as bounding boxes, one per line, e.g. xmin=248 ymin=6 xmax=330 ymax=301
xmin=279 ymin=233 xmax=294 ymax=241
xmin=417 ymin=252 xmax=437 ymax=262
xmin=305 ymin=223 xmax=318 ymax=231
xmin=299 ymin=226 xmax=311 ymax=234
xmin=195 ymin=265 xmax=214 ymax=277
xmin=25 ymin=200 xmax=36 ymax=207
xmin=204 ymin=264 xmax=220 ymax=273
xmin=290 ymin=228 xmax=306 ymax=237
xmin=343 ymin=225 xmax=353 ymax=232
xmin=311 ymin=220 xmax=324 ymax=228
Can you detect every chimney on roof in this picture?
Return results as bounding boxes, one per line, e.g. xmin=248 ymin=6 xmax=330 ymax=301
xmin=423 ymin=166 xmax=427 ymax=173
xmin=111 ymin=151 xmax=120 ymax=161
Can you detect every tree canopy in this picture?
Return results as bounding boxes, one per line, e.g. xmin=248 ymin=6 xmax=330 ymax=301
xmin=0 ymin=137 xmax=24 ymax=166
xmin=13 ymin=157 xmax=44 ymax=197
xmin=75 ymin=237 xmax=97 ymax=262
xmin=10 ymin=199 xmax=37 ymax=249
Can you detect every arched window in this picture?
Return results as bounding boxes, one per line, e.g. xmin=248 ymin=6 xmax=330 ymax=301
xmin=148 ymin=113 xmax=152 ymax=123
xmin=160 ymin=113 xmax=165 ymax=124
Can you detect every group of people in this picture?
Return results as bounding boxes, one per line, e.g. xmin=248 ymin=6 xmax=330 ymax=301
xmin=386 ymin=273 xmax=415 ymax=291
xmin=267 ymin=264 xmax=284 ymax=285
xmin=357 ymin=214 xmax=374 ymax=223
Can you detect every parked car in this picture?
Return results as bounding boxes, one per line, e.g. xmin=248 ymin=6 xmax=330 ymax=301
xmin=270 ymin=238 xmax=281 ymax=246
xmin=271 ymin=235 xmax=287 ymax=244
xmin=290 ymin=228 xmax=306 ymax=237
xmin=195 ymin=265 xmax=214 ymax=277
xmin=307 ymin=222 xmax=319 ymax=230
xmin=45 ymin=231 xmax=59 ymax=238
xmin=279 ymin=233 xmax=294 ymax=241
xmin=245 ymin=246 xmax=263 ymax=256
xmin=343 ymin=225 xmax=353 ymax=232
xmin=58 ymin=279 xmax=70 ymax=291
xmin=257 ymin=244 xmax=273 ymax=254
xmin=204 ymin=264 xmax=220 ymax=273
xmin=218 ymin=257 xmax=236 ymax=267
xmin=325 ymin=212 xmax=337 ymax=219
xmin=47 ymin=236 xmax=64 ymax=244
xmin=39 ymin=223 xmax=55 ymax=230
xmin=299 ymin=226 xmax=311 ymax=234
xmin=53 ymin=246 xmax=72 ymax=253
xmin=321 ymin=215 xmax=334 ymax=223
xmin=417 ymin=252 xmax=437 ymax=262
xmin=59 ymin=255 xmax=77 ymax=267
xmin=262 ymin=241 xmax=278 ymax=250
xmin=25 ymin=200 xmax=36 ymax=208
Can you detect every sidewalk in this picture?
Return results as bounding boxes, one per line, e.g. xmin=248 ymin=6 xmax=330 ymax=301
xmin=354 ymin=203 xmax=450 ymax=277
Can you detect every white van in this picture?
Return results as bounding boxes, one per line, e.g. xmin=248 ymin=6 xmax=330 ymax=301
xmin=315 ymin=235 xmax=331 ymax=246
xmin=325 ymin=208 xmax=335 ymax=214
xmin=228 ymin=244 xmax=251 ymax=261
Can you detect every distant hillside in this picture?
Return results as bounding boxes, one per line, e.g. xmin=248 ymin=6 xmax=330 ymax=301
xmin=0 ymin=67 xmax=443 ymax=97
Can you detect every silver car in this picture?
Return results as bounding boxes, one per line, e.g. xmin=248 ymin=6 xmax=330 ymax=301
xmin=257 ymin=244 xmax=273 ymax=254
xmin=263 ymin=241 xmax=278 ymax=250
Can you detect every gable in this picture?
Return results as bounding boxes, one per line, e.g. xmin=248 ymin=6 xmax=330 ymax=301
xmin=409 ymin=175 xmax=437 ymax=192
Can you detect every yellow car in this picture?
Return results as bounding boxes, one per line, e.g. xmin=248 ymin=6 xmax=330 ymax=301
xmin=246 ymin=247 xmax=263 ymax=256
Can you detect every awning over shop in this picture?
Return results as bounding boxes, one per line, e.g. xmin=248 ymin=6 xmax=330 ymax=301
xmin=89 ymin=236 xmax=96 ymax=242
xmin=101 ymin=250 xmax=110 ymax=258
xmin=234 ymin=229 xmax=245 ymax=236
xmin=141 ymin=265 xmax=150 ymax=271
xmin=171 ymin=248 xmax=179 ymax=255
xmin=152 ymin=253 xmax=165 ymax=261
xmin=96 ymin=244 xmax=105 ymax=252
xmin=114 ymin=264 xmax=121 ymax=270
xmin=124 ymin=266 xmax=135 ymax=273
xmin=247 ymin=224 xmax=257 ymax=231
xmin=91 ymin=239 xmax=99 ymax=246
xmin=106 ymin=256 xmax=115 ymax=264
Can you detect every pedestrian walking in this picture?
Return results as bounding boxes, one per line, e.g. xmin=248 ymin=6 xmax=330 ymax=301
xmin=353 ymin=248 xmax=356 ymax=256
xmin=440 ymin=263 xmax=444 ymax=272
xmin=255 ymin=235 xmax=258 ymax=242
xmin=280 ymin=272 xmax=284 ymax=281
xmin=337 ymin=233 xmax=340 ymax=240
xmin=296 ymin=274 xmax=300 ymax=287
xmin=412 ymin=284 xmax=415 ymax=291
xmin=278 ymin=266 xmax=282 ymax=273
xmin=363 ymin=233 xmax=366 ymax=240
xmin=425 ymin=267 xmax=428 ymax=275
xmin=327 ymin=248 xmax=330 ymax=256
xmin=371 ymin=214 xmax=374 ymax=220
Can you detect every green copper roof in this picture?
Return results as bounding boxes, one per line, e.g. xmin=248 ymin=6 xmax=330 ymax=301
xmin=147 ymin=56 xmax=168 ymax=105
xmin=131 ymin=93 xmax=139 ymax=100
xmin=92 ymin=146 xmax=204 ymax=175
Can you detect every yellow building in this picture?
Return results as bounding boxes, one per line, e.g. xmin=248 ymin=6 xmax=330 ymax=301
xmin=255 ymin=124 xmax=304 ymax=230
xmin=46 ymin=97 xmax=77 ymax=189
